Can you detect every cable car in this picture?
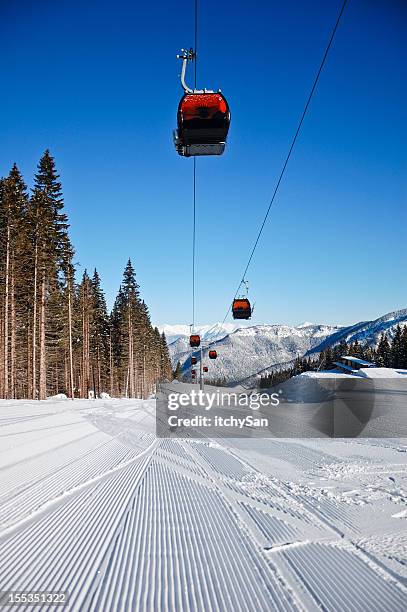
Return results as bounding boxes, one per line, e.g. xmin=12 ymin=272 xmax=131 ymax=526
xmin=173 ymin=49 xmax=230 ymax=157
xmin=190 ymin=334 xmax=200 ymax=348
xmin=191 ymin=356 xmax=197 ymax=365
xmin=232 ymin=298 xmax=252 ymax=320
xmin=174 ymin=93 xmax=230 ymax=157
xmin=203 ymin=366 xmax=208 ymax=373
xmin=209 ymin=350 xmax=217 ymax=360
xmin=191 ymin=369 xmax=196 ymax=375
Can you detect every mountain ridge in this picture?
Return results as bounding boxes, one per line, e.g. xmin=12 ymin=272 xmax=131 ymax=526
xmin=160 ymin=308 xmax=407 ymax=384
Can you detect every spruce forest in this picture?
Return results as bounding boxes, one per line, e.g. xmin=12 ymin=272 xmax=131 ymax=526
xmin=0 ymin=151 xmax=172 ymax=400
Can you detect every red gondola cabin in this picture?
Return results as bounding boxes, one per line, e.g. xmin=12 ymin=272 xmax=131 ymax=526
xmin=189 ymin=334 xmax=201 ymax=348
xmin=203 ymin=366 xmax=208 ymax=373
xmin=232 ymin=298 xmax=252 ymax=320
xmin=209 ymin=350 xmax=217 ymax=360
xmin=174 ymin=93 xmax=230 ymax=157
xmin=191 ymin=356 xmax=197 ymax=365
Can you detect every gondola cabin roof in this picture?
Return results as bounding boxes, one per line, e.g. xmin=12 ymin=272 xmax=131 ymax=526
xmin=178 ymin=93 xmax=229 ymax=118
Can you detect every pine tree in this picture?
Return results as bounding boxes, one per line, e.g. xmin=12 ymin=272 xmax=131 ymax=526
xmin=0 ymin=165 xmax=29 ymax=398
xmin=391 ymin=325 xmax=403 ymax=368
xmin=90 ymin=269 xmax=110 ymax=396
xmin=160 ymin=331 xmax=173 ymax=380
xmin=28 ymin=151 xmax=70 ymax=399
xmin=349 ymin=339 xmax=362 ymax=358
xmin=400 ymin=326 xmax=407 ymax=369
xmin=78 ymin=271 xmax=93 ymax=398
xmin=121 ymin=259 xmax=140 ymax=397
xmin=63 ymin=260 xmax=76 ymax=398
xmin=110 ymin=286 xmax=125 ymax=396
xmin=323 ymin=347 xmax=334 ymax=370
xmin=362 ymin=342 xmax=375 ymax=363
xmin=376 ymin=333 xmax=391 ymax=367
xmin=173 ymin=361 xmax=182 ymax=380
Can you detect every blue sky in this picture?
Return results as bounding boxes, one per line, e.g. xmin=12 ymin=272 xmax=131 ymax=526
xmin=1 ymin=0 xmax=406 ymax=327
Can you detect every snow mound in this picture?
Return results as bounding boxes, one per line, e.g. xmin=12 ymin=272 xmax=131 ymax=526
xmin=47 ymin=393 xmax=68 ymax=401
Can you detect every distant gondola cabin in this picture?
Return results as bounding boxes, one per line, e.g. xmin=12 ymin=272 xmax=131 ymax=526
xmin=232 ymin=298 xmax=252 ymax=320
xmin=189 ymin=334 xmax=201 ymax=348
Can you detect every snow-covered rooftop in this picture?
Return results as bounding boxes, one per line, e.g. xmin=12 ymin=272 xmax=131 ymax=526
xmin=341 ymin=355 xmax=374 ymax=366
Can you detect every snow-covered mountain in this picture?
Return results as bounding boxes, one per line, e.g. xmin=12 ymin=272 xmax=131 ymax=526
xmin=307 ymin=308 xmax=407 ymax=353
xmin=161 ymin=309 xmax=407 ymax=384
xmin=162 ymin=322 xmax=342 ymax=383
xmin=159 ymin=322 xmax=244 ymax=345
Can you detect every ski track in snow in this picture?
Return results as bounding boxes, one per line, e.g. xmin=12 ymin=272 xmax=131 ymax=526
xmin=0 ymin=398 xmax=406 ymax=611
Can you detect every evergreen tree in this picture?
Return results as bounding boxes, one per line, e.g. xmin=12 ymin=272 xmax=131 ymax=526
xmin=376 ymin=333 xmax=391 ymax=367
xmin=349 ymin=339 xmax=362 ymax=358
xmin=110 ymin=286 xmax=125 ymax=396
xmin=391 ymin=325 xmax=403 ymax=368
xmin=90 ymin=269 xmax=110 ymax=396
xmin=160 ymin=331 xmax=173 ymax=380
xmin=400 ymin=326 xmax=407 ymax=369
xmin=121 ymin=259 xmax=140 ymax=397
xmin=61 ymin=259 xmax=76 ymax=398
xmin=323 ymin=347 xmax=334 ymax=370
xmin=0 ymin=165 xmax=29 ymax=398
xmin=29 ymin=150 xmax=70 ymax=399
xmin=173 ymin=361 xmax=183 ymax=380
xmin=78 ymin=271 xmax=93 ymax=398
xmin=361 ymin=342 xmax=374 ymax=363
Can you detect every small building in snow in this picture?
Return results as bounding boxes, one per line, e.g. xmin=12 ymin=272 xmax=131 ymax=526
xmin=333 ymin=355 xmax=375 ymax=374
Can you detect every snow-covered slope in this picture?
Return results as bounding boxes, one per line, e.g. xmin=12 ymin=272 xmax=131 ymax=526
xmin=1 ymin=397 xmax=406 ymax=610
xmin=164 ymin=309 xmax=407 ymax=384
xmin=308 ymin=308 xmax=407 ymax=354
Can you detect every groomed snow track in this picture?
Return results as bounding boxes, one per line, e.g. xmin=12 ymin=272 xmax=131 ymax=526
xmin=0 ymin=398 xmax=406 ymax=611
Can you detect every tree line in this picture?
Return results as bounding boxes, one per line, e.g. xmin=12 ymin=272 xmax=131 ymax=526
xmin=259 ymin=326 xmax=407 ymax=388
xmin=0 ymin=151 xmax=172 ymax=400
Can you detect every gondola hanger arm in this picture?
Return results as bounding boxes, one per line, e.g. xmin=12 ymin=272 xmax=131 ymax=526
xmin=177 ymin=48 xmax=216 ymax=94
